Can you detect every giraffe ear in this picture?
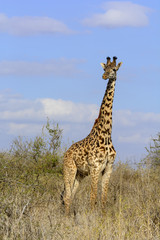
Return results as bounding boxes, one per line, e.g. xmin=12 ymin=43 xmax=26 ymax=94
xmin=115 ymin=62 xmax=123 ymax=71
xmin=100 ymin=63 xmax=106 ymax=70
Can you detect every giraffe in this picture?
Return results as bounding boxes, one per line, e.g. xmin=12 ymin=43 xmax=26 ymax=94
xmin=62 ymin=56 xmax=122 ymax=215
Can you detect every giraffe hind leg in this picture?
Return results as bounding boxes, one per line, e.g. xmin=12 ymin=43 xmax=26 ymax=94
xmin=63 ymin=160 xmax=77 ymax=215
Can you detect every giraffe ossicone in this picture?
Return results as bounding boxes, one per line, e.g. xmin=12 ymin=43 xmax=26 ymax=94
xmin=62 ymin=56 xmax=122 ymax=215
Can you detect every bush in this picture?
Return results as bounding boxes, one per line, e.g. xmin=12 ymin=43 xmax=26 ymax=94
xmin=0 ymin=120 xmax=63 ymax=193
xmin=11 ymin=118 xmax=63 ymax=160
xmin=143 ymin=132 xmax=160 ymax=170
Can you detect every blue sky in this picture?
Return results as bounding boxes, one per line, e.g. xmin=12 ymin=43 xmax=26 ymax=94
xmin=0 ymin=0 xmax=160 ymax=162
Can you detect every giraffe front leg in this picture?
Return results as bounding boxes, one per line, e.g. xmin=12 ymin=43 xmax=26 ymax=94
xmin=101 ymin=155 xmax=115 ymax=208
xmin=90 ymin=167 xmax=100 ymax=210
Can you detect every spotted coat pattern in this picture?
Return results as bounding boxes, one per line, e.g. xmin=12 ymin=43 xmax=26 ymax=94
xmin=63 ymin=57 xmax=122 ymax=214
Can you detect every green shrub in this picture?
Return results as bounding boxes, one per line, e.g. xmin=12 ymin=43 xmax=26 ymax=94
xmin=142 ymin=132 xmax=160 ymax=171
xmin=0 ymin=119 xmax=63 ymax=194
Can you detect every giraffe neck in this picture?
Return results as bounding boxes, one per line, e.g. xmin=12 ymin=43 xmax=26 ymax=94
xmin=93 ymin=77 xmax=116 ymax=138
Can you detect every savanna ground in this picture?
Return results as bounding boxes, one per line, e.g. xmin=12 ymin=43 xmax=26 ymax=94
xmin=0 ymin=121 xmax=160 ymax=240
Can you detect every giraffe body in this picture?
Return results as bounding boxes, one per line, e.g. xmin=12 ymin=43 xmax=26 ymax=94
xmin=63 ymin=57 xmax=122 ymax=214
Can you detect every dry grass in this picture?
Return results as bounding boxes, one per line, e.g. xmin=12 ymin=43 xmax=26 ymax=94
xmin=0 ymin=153 xmax=160 ymax=240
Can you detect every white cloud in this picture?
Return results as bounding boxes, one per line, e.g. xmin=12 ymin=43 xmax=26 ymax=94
xmin=40 ymin=98 xmax=98 ymax=123
xmin=8 ymin=122 xmax=42 ymax=136
xmin=113 ymin=110 xmax=160 ymax=145
xmin=82 ymin=1 xmax=151 ymax=28
xmin=114 ymin=110 xmax=160 ymax=127
xmin=0 ymin=92 xmax=99 ymax=148
xmin=0 ymin=13 xmax=73 ymax=36
xmin=118 ymin=133 xmax=149 ymax=144
xmin=114 ymin=110 xmax=135 ymax=126
xmin=0 ymin=92 xmax=98 ymax=124
xmin=0 ymin=91 xmax=160 ymax=160
xmin=0 ymin=59 xmax=84 ymax=77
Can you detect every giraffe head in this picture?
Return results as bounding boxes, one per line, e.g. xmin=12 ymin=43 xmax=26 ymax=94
xmin=100 ymin=56 xmax=122 ymax=80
